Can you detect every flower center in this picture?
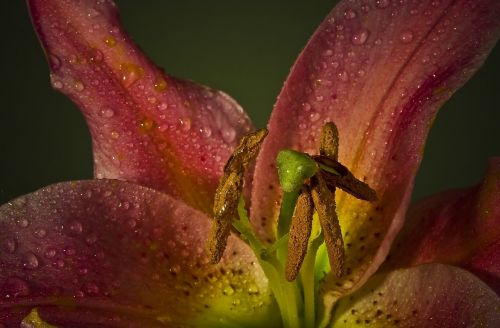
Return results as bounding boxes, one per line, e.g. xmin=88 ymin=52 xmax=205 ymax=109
xmin=207 ymin=122 xmax=376 ymax=328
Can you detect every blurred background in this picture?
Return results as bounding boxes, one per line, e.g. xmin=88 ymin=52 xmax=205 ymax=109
xmin=0 ymin=0 xmax=499 ymax=204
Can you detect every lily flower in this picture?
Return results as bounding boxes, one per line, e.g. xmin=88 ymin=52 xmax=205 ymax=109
xmin=1 ymin=0 xmax=499 ymax=327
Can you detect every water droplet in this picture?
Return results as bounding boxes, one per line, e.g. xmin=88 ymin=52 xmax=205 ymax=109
xmin=45 ymin=248 xmax=56 ymax=258
xmin=119 ymin=63 xmax=144 ymax=87
xmin=344 ymin=8 xmax=357 ymax=19
xmin=110 ymin=131 xmax=120 ymax=139
xmin=86 ymin=233 xmax=98 ymax=245
xmin=180 ymin=118 xmax=192 ymax=131
xmin=351 ymin=29 xmax=369 ymax=45
xmin=2 ymin=238 xmax=17 ymax=253
xmin=222 ymin=128 xmax=236 ymax=143
xmin=3 ymin=277 xmax=30 ymax=298
xmin=104 ymin=36 xmax=117 ymax=47
xmin=23 ymin=252 xmax=39 ymax=269
xmin=399 ymin=30 xmax=414 ymax=43
xmin=158 ymin=124 xmax=168 ymax=132
xmin=34 ymin=228 xmax=47 ymax=238
xmin=64 ymin=247 xmax=76 ymax=256
xmin=139 ymin=118 xmax=155 ymax=132
xmin=154 ymin=76 xmax=168 ymax=91
xmin=74 ymin=81 xmax=85 ymax=91
xmin=375 ymin=0 xmax=390 ymax=9
xmin=87 ymin=8 xmax=100 ymax=18
xmin=338 ymin=71 xmax=349 ymax=82
xmin=83 ymin=282 xmax=100 ymax=295
xmin=51 ymin=79 xmax=64 ymax=89
xmin=49 ymin=54 xmax=61 ymax=71
xmin=127 ymin=219 xmax=137 ymax=228
xmin=17 ymin=219 xmax=29 ymax=228
xmin=309 ymin=112 xmax=320 ymax=122
xmin=89 ymin=48 xmax=104 ymax=62
xmin=99 ymin=108 xmax=115 ymax=118
xmin=248 ymin=283 xmax=259 ymax=294
xmin=200 ymin=126 xmax=212 ymax=138
xmin=302 ymin=102 xmax=311 ymax=111
xmin=223 ymin=285 xmax=234 ymax=295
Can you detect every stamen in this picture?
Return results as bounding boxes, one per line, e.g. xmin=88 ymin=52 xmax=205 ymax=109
xmin=314 ymin=155 xmax=377 ymax=202
xmin=285 ymin=187 xmax=314 ymax=282
xmin=225 ymin=128 xmax=268 ymax=173
xmin=310 ymin=173 xmax=345 ymax=277
xmin=320 ymin=122 xmax=339 ymax=160
xmin=208 ymin=171 xmax=244 ymax=264
xmin=207 ymin=129 xmax=268 ymax=264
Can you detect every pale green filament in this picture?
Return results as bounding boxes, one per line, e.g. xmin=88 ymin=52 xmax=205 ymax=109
xmin=233 ymin=198 xmax=325 ymax=328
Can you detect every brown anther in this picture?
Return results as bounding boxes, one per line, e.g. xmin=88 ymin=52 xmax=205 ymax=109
xmin=314 ymin=155 xmax=377 ymax=202
xmin=320 ymin=122 xmax=339 ymax=160
xmin=224 ymin=128 xmax=268 ymax=173
xmin=311 ymin=173 xmax=345 ymax=278
xmin=207 ymin=129 xmax=268 ymax=264
xmin=285 ymin=186 xmax=314 ymax=282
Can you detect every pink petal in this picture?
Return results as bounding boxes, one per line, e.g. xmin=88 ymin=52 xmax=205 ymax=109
xmin=332 ymin=264 xmax=500 ymax=327
xmin=386 ymin=158 xmax=500 ymax=293
xmin=250 ymin=0 xmax=500 ymax=310
xmin=0 ymin=180 xmax=276 ymax=327
xmin=28 ymin=0 xmax=253 ymax=214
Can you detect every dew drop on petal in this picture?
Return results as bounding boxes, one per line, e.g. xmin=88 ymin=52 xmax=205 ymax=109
xmin=2 ymin=238 xmax=17 ymax=253
xmin=69 ymin=220 xmax=83 ymax=234
xmin=99 ymin=108 xmax=115 ymax=118
xmin=344 ymin=8 xmax=357 ymax=19
xmin=3 ymin=277 xmax=30 ymax=298
xmin=45 ymin=248 xmax=56 ymax=258
xmin=200 ymin=126 xmax=212 ymax=138
xmin=223 ymin=285 xmax=234 ymax=295
xmin=74 ymin=81 xmax=85 ymax=91
xmin=104 ymin=36 xmax=117 ymax=47
xmin=86 ymin=233 xmax=98 ymax=245
xmin=180 ymin=118 xmax=192 ymax=131
xmin=399 ymin=30 xmax=414 ymax=43
xmin=22 ymin=252 xmax=39 ymax=269
xmin=375 ymin=0 xmax=390 ymax=9
xmin=34 ymin=228 xmax=47 ymax=238
xmin=83 ymin=282 xmax=100 ymax=295
xmin=338 ymin=71 xmax=349 ymax=81
xmin=351 ymin=29 xmax=369 ymax=45
xmin=222 ymin=127 xmax=236 ymax=143
xmin=49 ymin=54 xmax=61 ymax=71
xmin=119 ymin=63 xmax=144 ymax=87
xmin=17 ymin=218 xmax=29 ymax=228
xmin=89 ymin=49 xmax=104 ymax=63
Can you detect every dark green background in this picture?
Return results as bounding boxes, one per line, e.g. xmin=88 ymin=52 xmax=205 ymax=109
xmin=1 ymin=1 xmax=499 ymax=204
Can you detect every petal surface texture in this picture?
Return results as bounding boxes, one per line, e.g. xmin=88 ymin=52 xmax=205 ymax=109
xmin=387 ymin=158 xmax=500 ymax=293
xmin=332 ymin=264 xmax=500 ymax=327
xmin=28 ymin=0 xmax=253 ymax=214
xmin=250 ymin=0 xmax=500 ymax=312
xmin=0 ymin=180 xmax=277 ymax=327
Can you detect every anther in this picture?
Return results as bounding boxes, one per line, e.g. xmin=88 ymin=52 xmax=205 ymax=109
xmin=285 ymin=186 xmax=314 ymax=281
xmin=207 ymin=128 xmax=268 ymax=264
xmin=310 ymin=173 xmax=345 ymax=277
xmin=320 ymin=122 xmax=339 ymax=160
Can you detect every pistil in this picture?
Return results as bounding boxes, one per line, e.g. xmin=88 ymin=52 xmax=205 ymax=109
xmin=206 ymin=122 xmax=376 ymax=328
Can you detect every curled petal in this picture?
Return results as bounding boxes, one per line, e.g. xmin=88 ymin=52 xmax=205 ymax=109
xmin=387 ymin=158 xmax=500 ymax=293
xmin=0 ymin=180 xmax=277 ymax=327
xmin=250 ymin=0 xmax=500 ymax=315
xmin=332 ymin=264 xmax=500 ymax=327
xmin=28 ymin=0 xmax=253 ymax=214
